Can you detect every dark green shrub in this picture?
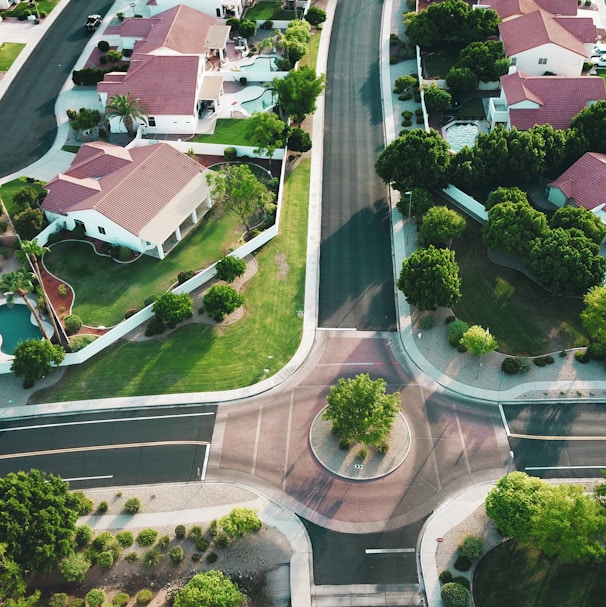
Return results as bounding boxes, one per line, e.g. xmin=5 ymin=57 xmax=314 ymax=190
xmin=85 ymin=589 xmax=105 ymax=607
xmin=206 ymin=552 xmax=218 ymax=564
xmin=137 ymin=528 xmax=158 ymax=546
xmin=188 ymin=525 xmax=204 ymax=541
xmin=458 ymin=534 xmax=483 ymax=559
xmin=262 ymin=20 xmax=273 ymax=29
xmin=64 ymin=314 xmax=82 ymax=335
xmin=304 ymin=6 xmax=327 ymax=26
xmin=98 ymin=40 xmax=110 ymax=52
xmin=125 ymin=552 xmax=138 ymax=562
xmin=339 ymin=438 xmax=351 ymax=450
xmin=215 ymin=255 xmax=246 ymax=282
xmin=575 ymin=350 xmax=590 ymax=363
xmin=142 ymin=549 xmax=161 ymax=568
xmin=169 ymin=546 xmax=184 ymax=564
xmin=454 ymin=554 xmax=472 ymax=571
xmin=96 ymin=500 xmax=108 ymax=514
xmin=544 ymin=355 xmax=555 ymax=364
xmin=97 ymin=550 xmax=114 ymax=569
xmin=177 ymin=269 xmax=196 ymax=284
xmin=118 ymin=246 xmax=132 ymax=261
xmin=238 ymin=19 xmax=256 ymax=38
xmin=439 ymin=570 xmax=453 ymax=584
xmin=377 ymin=442 xmax=389 ymax=454
xmin=502 ymin=357 xmax=519 ymax=374
xmin=214 ymin=532 xmax=232 ymax=548
xmin=420 ymin=314 xmax=435 ymax=330
xmin=144 ymin=294 xmax=158 ymax=307
xmin=124 ymin=497 xmax=141 ymax=513
xmin=516 ymin=357 xmax=531 ymax=373
xmin=356 ymin=448 xmax=368 ymax=461
xmin=191 ymin=553 xmax=202 ymax=562
xmin=112 ymin=593 xmax=129 ymax=607
xmin=75 ymin=525 xmax=93 ymax=547
xmin=452 ymin=576 xmax=470 ymax=590
xmin=224 ymin=146 xmax=237 ymax=161
xmin=136 ymin=590 xmax=153 ymax=605
xmin=277 ymin=58 xmax=292 ymax=71
xmin=73 ymin=491 xmax=94 ymax=515
xmin=196 ymin=537 xmax=209 ymax=552
xmin=401 ymin=110 xmax=413 ymax=120
xmin=99 ymin=55 xmax=108 ymax=65
xmin=157 ymin=534 xmax=170 ymax=550
xmin=145 ymin=315 xmax=165 ymax=336
xmin=69 ymin=601 xmax=85 ymax=607
xmin=226 ymin=17 xmax=240 ymax=31
xmin=239 ymin=76 xmax=248 ymax=85
xmin=588 ymin=342 xmax=606 ymax=361
xmin=116 ymin=530 xmax=134 ymax=548
xmin=50 ymin=593 xmax=69 ymax=607
xmin=457 ymin=342 xmax=468 ymax=353
xmin=441 ymin=582 xmax=470 ymax=607
xmin=448 ymin=319 xmax=469 ymax=347
xmin=175 ymin=524 xmax=186 ymax=539
xmin=92 ymin=531 xmax=113 ymax=551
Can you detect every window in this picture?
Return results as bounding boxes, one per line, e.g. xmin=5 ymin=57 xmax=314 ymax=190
xmin=148 ymin=117 xmax=156 ymax=127
xmin=98 ymin=226 xmax=106 ymax=235
xmin=510 ymin=57 xmax=517 ymax=66
xmin=538 ymin=58 xmax=547 ymax=65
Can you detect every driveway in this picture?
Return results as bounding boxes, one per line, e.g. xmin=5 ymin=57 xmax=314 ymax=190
xmin=0 ymin=0 xmax=114 ymax=178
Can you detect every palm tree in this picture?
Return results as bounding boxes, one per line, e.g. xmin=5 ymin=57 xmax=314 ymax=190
xmin=105 ymin=93 xmax=148 ymax=137
xmin=1 ymin=269 xmax=51 ymax=342
xmin=16 ymin=239 xmax=67 ymax=347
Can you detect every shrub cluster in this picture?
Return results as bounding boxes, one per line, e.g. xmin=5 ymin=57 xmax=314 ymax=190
xmin=136 ymin=590 xmax=153 ymax=605
xmin=441 ymin=582 xmax=470 ymax=607
xmin=501 ymin=356 xmax=530 ymax=375
xmin=458 ymin=534 xmax=483 ymax=559
xmin=137 ymin=528 xmax=158 ymax=547
xmin=72 ymin=65 xmax=129 ymax=86
xmin=533 ymin=355 xmax=555 ymax=367
xmin=175 ymin=524 xmax=186 ymax=539
xmin=123 ymin=497 xmax=141 ymax=513
xmin=448 ymin=319 xmax=469 ymax=348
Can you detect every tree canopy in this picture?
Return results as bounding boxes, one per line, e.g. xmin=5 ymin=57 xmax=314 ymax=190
xmin=202 ymin=284 xmax=244 ymax=322
xmin=397 ymin=245 xmax=461 ymax=311
xmin=323 ymin=374 xmax=400 ymax=447
xmin=581 ymin=285 xmax=606 ymax=344
xmin=246 ymin=112 xmax=289 ymax=163
xmin=445 ymin=66 xmax=477 ymax=97
xmin=457 ymin=40 xmax=508 ymax=83
xmin=273 ymin=65 xmax=325 ymax=124
xmin=484 ymin=186 xmax=529 ymax=211
xmin=549 ymin=205 xmax=606 ymax=246
xmin=375 ymin=129 xmax=451 ymax=192
xmin=460 ymin=325 xmax=498 ymax=356
xmin=152 ymin=293 xmax=193 ymax=326
xmin=420 ymin=205 xmax=466 ymax=247
xmin=173 ymin=571 xmax=244 ymax=607
xmin=11 ymin=339 xmax=65 ymax=386
xmin=422 ymin=85 xmax=451 ymax=117
xmin=105 ymin=93 xmax=148 ymax=136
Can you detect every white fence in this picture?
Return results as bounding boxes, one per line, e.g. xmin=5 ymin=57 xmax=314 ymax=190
xmin=442 ymin=184 xmax=488 ymax=223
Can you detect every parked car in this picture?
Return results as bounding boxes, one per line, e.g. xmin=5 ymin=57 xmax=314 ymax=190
xmin=591 ymin=57 xmax=606 ymax=68
xmin=84 ymin=15 xmax=102 ymax=30
xmin=591 ymin=43 xmax=606 ymax=58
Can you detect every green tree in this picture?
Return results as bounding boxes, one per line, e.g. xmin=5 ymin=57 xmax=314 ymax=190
xmin=203 ymin=284 xmax=244 ymax=322
xmin=581 ymin=286 xmax=606 ymax=344
xmin=322 ymin=373 xmax=400 ymax=447
xmin=12 ymin=187 xmax=39 ymax=209
xmin=287 ymin=127 xmax=312 ymax=152
xmin=59 ymin=552 xmax=90 ymax=582
xmin=105 ymin=93 xmax=148 ymax=137
xmin=445 ymin=67 xmax=477 ymax=97
xmin=397 ymin=245 xmax=461 ymax=311
xmin=216 ymin=508 xmax=262 ymax=539
xmin=215 ymin=255 xmax=246 ymax=283
xmin=0 ymin=543 xmax=26 ymax=600
xmin=152 ymin=293 xmax=193 ymax=326
xmin=485 ymin=472 xmax=550 ymax=542
xmin=460 ymin=325 xmax=498 ymax=356
xmin=246 ymin=111 xmax=289 ymax=165
xmin=422 ymin=85 xmax=451 ymax=117
xmin=13 ymin=207 xmax=45 ymax=240
xmin=68 ymin=108 xmax=101 ymax=133
xmin=485 ymin=186 xmax=529 ymax=210
xmin=550 ymin=206 xmax=606 ymax=246
xmin=11 ymin=338 xmax=65 ymax=386
xmin=273 ymin=66 xmax=326 ymax=124
xmin=375 ymin=129 xmax=451 ymax=191
xmin=441 ymin=582 xmax=470 ymax=607
xmin=420 ymin=206 xmax=466 ymax=247
xmin=527 ymin=228 xmax=606 ymax=296
xmin=0 ymin=470 xmax=79 ymax=574
xmin=173 ymin=571 xmax=244 ymax=607
xmin=238 ymin=19 xmax=256 ymax=38
xmin=393 ymin=74 xmax=417 ymax=94
xmin=304 ymin=6 xmax=326 ymax=26
xmin=396 ymin=187 xmax=434 ymax=218
xmin=85 ymin=590 xmax=105 ymax=607
xmin=567 ymin=99 xmax=606 ymax=163
xmin=403 ymin=11 xmax=440 ymax=48
xmin=457 ymin=40 xmax=508 ymax=82
xmin=206 ymin=164 xmax=276 ymax=235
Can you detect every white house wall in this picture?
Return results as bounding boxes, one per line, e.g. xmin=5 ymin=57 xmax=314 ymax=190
xmin=511 ymin=43 xmax=584 ymax=77
xmin=547 ymin=187 xmax=568 ymax=207
xmin=147 ymin=0 xmax=243 ymax=18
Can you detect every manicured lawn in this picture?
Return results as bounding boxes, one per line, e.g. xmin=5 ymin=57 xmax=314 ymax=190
xmin=44 ymin=209 xmax=242 ymax=327
xmin=61 ymin=145 xmax=80 ymax=154
xmin=0 ymin=42 xmax=26 ymax=72
xmin=451 ymin=216 xmax=587 ymax=355
xmin=191 ymin=119 xmax=253 ymax=145
xmin=244 ymin=1 xmax=294 ymax=21
xmin=7 ymin=0 xmax=59 ymax=18
xmin=298 ymin=31 xmax=321 ymax=72
xmin=0 ymin=177 xmax=46 ymax=216
xmin=30 ymin=160 xmax=310 ymax=401
xmin=423 ymin=45 xmax=461 ymax=79
xmin=474 ymin=540 xmax=606 ymax=607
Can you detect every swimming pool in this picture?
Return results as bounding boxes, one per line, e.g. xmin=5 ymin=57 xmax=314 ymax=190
xmin=240 ymin=56 xmax=280 ymax=72
xmin=444 ymin=121 xmax=479 ymax=152
xmin=0 ymin=303 xmax=43 ymax=355
xmin=241 ymin=89 xmax=277 ymax=115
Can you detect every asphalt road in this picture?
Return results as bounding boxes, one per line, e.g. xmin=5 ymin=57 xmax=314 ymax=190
xmin=0 ymin=0 xmax=114 ymax=177
xmin=318 ymin=0 xmax=397 ymax=331
xmin=503 ymin=403 xmax=606 ymax=478
xmin=0 ymin=405 xmax=217 ymax=487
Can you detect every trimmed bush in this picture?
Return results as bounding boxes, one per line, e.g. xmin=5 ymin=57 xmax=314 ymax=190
xmin=188 ymin=525 xmax=204 ymax=541
xmin=206 ymin=552 xmax=218 ymax=564
xmin=215 ymin=255 xmax=246 ymax=283
xmin=69 ymin=601 xmax=85 ymax=607
xmin=177 ymin=269 xmax=196 ymax=284
xmin=64 ymin=314 xmax=82 ymax=336
xmin=116 ymin=530 xmax=134 ymax=548
xmin=137 ymin=528 xmax=158 ymax=546
xmin=97 ymin=550 xmax=114 ymax=569
xmin=136 ymin=590 xmax=153 ymax=605
xmin=96 ymin=500 xmax=108 ymax=514
xmin=85 ymin=590 xmax=105 ymax=607
xmin=356 ymin=448 xmax=368 ymax=461
xmin=125 ymin=552 xmax=138 ymax=562
xmin=124 ymin=497 xmax=141 ymax=513
xmin=50 ymin=594 xmax=69 ymax=607
xmin=448 ymin=319 xmax=469 ymax=347
xmin=175 ymin=524 xmax=186 ymax=539
xmin=74 ymin=491 xmax=94 ymax=515
xmin=169 ymin=546 xmax=184 ymax=564
xmin=191 ymin=553 xmax=202 ymax=562
xmin=454 ymin=554 xmax=472 ymax=571
xmin=112 ymin=593 xmax=129 ymax=607
xmin=575 ymin=350 xmax=590 ymax=363
xmin=439 ymin=570 xmax=453 ymax=584
xmin=97 ymin=40 xmax=110 ymax=52
xmin=501 ymin=357 xmax=519 ymax=375
xmin=420 ymin=314 xmax=435 ymax=330
xmin=157 ymin=534 xmax=170 ymax=550
xmin=75 ymin=525 xmax=93 ymax=547
xmin=452 ymin=576 xmax=470 ymax=590
xmin=142 ymin=548 xmax=161 ymax=568
xmin=214 ymin=531 xmax=232 ymax=548
xmin=262 ymin=19 xmax=273 ymax=29
xmin=441 ymin=582 xmax=470 ymax=607
xmin=196 ymin=537 xmax=209 ymax=552
xmin=224 ymin=146 xmax=237 ymax=161
xmin=92 ymin=531 xmax=113 ymax=551
xmin=458 ymin=534 xmax=483 ymax=559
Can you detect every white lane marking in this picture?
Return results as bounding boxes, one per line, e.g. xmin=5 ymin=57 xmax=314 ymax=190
xmin=365 ymin=548 xmax=415 ymax=554
xmin=1 ymin=411 xmax=215 ymax=432
xmin=317 ymin=362 xmax=375 ymax=366
xmin=511 ymin=433 xmax=606 ymax=441
xmin=526 ymin=465 xmax=606 ymax=471
xmin=251 ymin=404 xmax=263 ymax=476
xmin=316 ymin=327 xmax=357 ymax=331
xmin=498 ymin=403 xmax=510 ymax=437
xmin=282 ymin=391 xmax=294 ymax=491
xmin=201 ymin=445 xmax=210 ymax=481
xmin=64 ymin=475 xmax=114 ymax=482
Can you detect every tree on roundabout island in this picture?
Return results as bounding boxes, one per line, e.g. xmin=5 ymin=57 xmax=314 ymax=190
xmin=322 ymin=373 xmax=401 ymax=451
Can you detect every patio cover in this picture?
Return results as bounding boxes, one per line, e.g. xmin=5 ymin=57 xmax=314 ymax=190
xmin=199 ymin=74 xmax=224 ymax=101
xmin=206 ymin=24 xmax=231 ymax=50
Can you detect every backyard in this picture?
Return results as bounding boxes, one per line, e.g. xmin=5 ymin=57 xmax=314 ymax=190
xmin=190 ymin=119 xmax=253 ymax=145
xmin=0 ymin=177 xmax=47 ymax=216
xmin=30 ymin=160 xmax=310 ymax=402
xmin=473 ymin=540 xmax=606 ymax=607
xmin=243 ymin=0 xmax=295 ymax=21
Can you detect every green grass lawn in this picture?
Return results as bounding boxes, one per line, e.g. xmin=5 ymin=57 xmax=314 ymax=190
xmin=0 ymin=42 xmax=26 ymax=72
xmin=7 ymin=0 xmax=59 ymax=18
xmin=191 ymin=119 xmax=254 ymax=145
xmin=298 ymin=31 xmax=321 ymax=72
xmin=451 ymin=217 xmax=587 ymax=355
xmin=44 ymin=209 xmax=242 ymax=327
xmin=474 ymin=540 xmax=606 ymax=607
xmin=30 ymin=160 xmax=310 ymax=402
xmin=0 ymin=177 xmax=46 ymax=216
xmin=423 ymin=45 xmax=461 ymax=79
xmin=244 ymin=1 xmax=294 ymax=21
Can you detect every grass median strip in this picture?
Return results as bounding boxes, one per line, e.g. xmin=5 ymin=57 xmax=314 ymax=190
xmin=0 ymin=43 xmax=26 ymax=72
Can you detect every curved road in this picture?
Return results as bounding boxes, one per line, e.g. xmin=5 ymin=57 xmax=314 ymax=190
xmin=318 ymin=0 xmax=397 ymax=331
xmin=0 ymin=0 xmax=113 ymax=177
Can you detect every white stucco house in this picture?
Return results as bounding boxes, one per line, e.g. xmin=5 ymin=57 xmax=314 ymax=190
xmin=97 ymin=5 xmax=229 ymax=136
xmin=144 ymin=0 xmax=253 ymax=19
xmin=41 ymin=141 xmax=212 ymax=260
xmin=547 ymin=152 xmax=606 ymax=224
xmin=499 ymin=9 xmax=596 ymax=76
xmin=487 ymin=68 xmax=606 ymax=131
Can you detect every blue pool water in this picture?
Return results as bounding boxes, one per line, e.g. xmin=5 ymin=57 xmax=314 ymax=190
xmin=0 ymin=304 xmax=43 ymax=355
xmin=241 ymin=89 xmax=277 ymax=114
xmin=445 ymin=122 xmax=479 ymax=152
xmin=240 ymin=56 xmax=280 ymax=72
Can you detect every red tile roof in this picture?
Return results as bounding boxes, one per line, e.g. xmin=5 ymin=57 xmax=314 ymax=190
xmin=554 ymin=16 xmax=597 ymax=44
xmin=483 ymin=0 xmax=577 ymax=19
xmin=501 ymin=70 xmax=606 ymax=129
xmin=549 ymin=152 xmax=606 ymax=210
xmin=42 ymin=142 xmax=207 ymax=242
xmin=500 ymin=9 xmax=589 ymax=56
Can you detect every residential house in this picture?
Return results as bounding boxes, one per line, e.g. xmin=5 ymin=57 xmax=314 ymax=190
xmin=498 ymin=9 xmax=596 ymax=76
xmin=144 ymin=0 xmax=253 ymax=19
xmin=97 ymin=5 xmax=229 ymax=135
xmin=41 ymin=141 xmax=212 ymax=259
xmin=487 ymin=68 xmax=606 ymax=130
xmin=477 ymin=0 xmax=577 ymax=22
xmin=547 ymin=152 xmax=606 ymax=224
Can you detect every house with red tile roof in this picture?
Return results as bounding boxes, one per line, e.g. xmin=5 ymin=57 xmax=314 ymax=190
xmin=97 ymin=5 xmax=230 ymax=135
xmin=41 ymin=142 xmax=212 ymax=259
xmin=477 ymin=0 xmax=577 ymax=22
xmin=547 ymin=152 xmax=606 ymax=223
xmin=487 ymin=68 xmax=606 ymax=130
xmin=499 ymin=9 xmax=596 ymax=76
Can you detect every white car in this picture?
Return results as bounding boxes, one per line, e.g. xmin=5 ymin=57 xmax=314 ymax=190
xmin=591 ymin=57 xmax=606 ymax=68
xmin=591 ymin=43 xmax=606 ymax=58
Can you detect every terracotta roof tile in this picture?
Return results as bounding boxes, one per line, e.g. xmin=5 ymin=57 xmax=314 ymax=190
xmin=485 ymin=0 xmax=577 ymax=19
xmin=549 ymin=152 xmax=606 ymax=210
xmin=554 ymin=16 xmax=597 ymax=44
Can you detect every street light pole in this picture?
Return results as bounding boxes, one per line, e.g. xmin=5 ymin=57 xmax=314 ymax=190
xmin=405 ymin=190 xmax=413 ymax=244
xmin=476 ymin=327 xmax=490 ymax=378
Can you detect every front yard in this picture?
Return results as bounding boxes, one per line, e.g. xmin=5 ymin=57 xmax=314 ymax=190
xmin=0 ymin=42 xmax=26 ymax=72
